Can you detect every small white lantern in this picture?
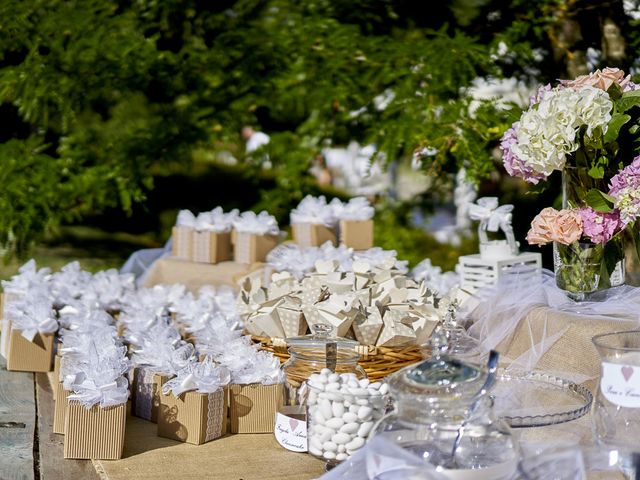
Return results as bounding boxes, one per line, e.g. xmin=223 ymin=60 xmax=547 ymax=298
xmin=458 ymin=197 xmax=541 ymax=292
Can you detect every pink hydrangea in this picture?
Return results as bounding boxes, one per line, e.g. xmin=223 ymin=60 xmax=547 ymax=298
xmin=578 ymin=207 xmax=624 ymax=244
xmin=609 ymin=156 xmax=640 ymax=196
xmin=500 ymin=123 xmax=548 ymax=184
xmin=609 ymin=156 xmax=640 ymax=224
xmin=529 ymin=83 xmax=552 ymax=105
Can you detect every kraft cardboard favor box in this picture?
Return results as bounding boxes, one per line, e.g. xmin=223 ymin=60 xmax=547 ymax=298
xmin=192 ymin=230 xmax=232 ymax=264
xmin=172 ymin=225 xmax=194 ymax=260
xmin=63 ymin=401 xmax=127 ymax=460
xmin=228 ymin=383 xmax=284 ymax=434
xmin=131 ymin=368 xmax=170 ymax=423
xmin=292 ymin=223 xmax=337 ymax=248
xmin=6 ymin=329 xmax=54 ymax=372
xmin=233 ymin=232 xmax=279 ymax=264
xmin=53 ymin=382 xmax=71 ymax=435
xmin=157 ymin=388 xmax=227 ymax=445
xmin=339 ymin=219 xmax=374 ymax=250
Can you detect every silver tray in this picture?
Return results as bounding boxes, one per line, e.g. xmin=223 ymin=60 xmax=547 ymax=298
xmin=492 ymin=370 xmax=593 ymax=428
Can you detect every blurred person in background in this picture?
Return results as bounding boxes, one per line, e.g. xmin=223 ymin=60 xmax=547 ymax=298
xmin=310 ymin=153 xmax=333 ymax=186
xmin=242 ymin=125 xmax=271 ymax=167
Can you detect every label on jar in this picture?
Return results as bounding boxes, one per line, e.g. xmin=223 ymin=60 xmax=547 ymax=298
xmin=274 ymin=406 xmax=307 ymax=452
xmin=601 ymin=362 xmax=640 ymax=408
xmin=610 ymin=261 xmax=624 ymax=287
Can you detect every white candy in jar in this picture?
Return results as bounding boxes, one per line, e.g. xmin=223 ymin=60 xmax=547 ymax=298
xmin=306 ymin=371 xmax=387 ymax=461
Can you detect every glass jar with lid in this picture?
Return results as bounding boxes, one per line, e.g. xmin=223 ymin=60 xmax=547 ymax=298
xmin=282 ymin=323 xmax=367 ymax=405
xmin=371 ymin=332 xmax=519 ymax=479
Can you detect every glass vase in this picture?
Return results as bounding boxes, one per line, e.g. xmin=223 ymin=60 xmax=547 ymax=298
xmin=553 ymin=239 xmax=625 ymax=301
xmin=555 ymin=168 xmax=626 ymax=300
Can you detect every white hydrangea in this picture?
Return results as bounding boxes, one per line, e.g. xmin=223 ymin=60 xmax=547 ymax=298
xmin=615 ymin=186 xmax=640 ymax=224
xmin=511 ymin=86 xmax=613 ymax=177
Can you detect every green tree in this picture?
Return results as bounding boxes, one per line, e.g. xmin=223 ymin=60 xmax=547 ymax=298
xmin=1 ymin=0 xmax=637 ymax=256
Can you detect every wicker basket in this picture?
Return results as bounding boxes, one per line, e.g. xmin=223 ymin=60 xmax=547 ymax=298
xmin=251 ymin=335 xmax=424 ymax=382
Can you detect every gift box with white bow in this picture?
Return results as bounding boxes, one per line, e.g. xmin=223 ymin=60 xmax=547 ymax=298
xmin=290 ymin=195 xmax=339 ymax=248
xmin=5 ymin=296 xmax=57 ymax=372
xmin=172 ymin=210 xmax=196 ymax=260
xmin=232 ymin=211 xmax=281 ymax=264
xmin=158 ymin=361 xmax=230 ymax=445
xmin=335 ymin=197 xmax=375 ymax=250
xmin=191 ymin=207 xmax=238 ymax=264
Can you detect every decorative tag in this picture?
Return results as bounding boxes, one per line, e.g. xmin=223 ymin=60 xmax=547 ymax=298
xmin=601 ymin=362 xmax=640 ymax=408
xmin=274 ymin=407 xmax=307 ymax=452
xmin=610 ymin=261 xmax=625 ymax=287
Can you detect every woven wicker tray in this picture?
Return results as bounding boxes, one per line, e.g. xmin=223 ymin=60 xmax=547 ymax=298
xmin=250 ymin=335 xmax=424 ymax=382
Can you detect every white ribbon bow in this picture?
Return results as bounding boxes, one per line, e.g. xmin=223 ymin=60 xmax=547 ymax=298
xmin=233 ymin=211 xmax=279 ymax=235
xmin=176 ymin=209 xmax=197 ymax=227
xmin=21 ymin=317 xmax=58 ymax=342
xmin=468 ymin=197 xmax=518 ymax=255
xmin=162 ymin=360 xmax=231 ymax=397
xmin=468 ymin=197 xmax=513 ymax=232
xmin=68 ymin=376 xmax=129 ymax=409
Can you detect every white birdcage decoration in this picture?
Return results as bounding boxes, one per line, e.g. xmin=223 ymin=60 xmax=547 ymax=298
xmin=458 ymin=197 xmax=541 ymax=292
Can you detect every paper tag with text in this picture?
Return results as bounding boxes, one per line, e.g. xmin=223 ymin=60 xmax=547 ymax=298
xmin=601 ymin=362 xmax=640 ymax=408
xmin=274 ymin=407 xmax=307 ymax=452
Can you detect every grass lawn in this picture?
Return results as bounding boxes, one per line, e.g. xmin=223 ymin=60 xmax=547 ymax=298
xmin=0 ymin=226 xmax=161 ymax=280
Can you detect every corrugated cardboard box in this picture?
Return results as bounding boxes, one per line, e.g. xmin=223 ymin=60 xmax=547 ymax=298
xmin=157 ymin=388 xmax=227 ymax=445
xmin=131 ymin=368 xmax=170 ymax=423
xmin=192 ymin=231 xmax=232 ymax=264
xmin=63 ymin=401 xmax=126 ymax=460
xmin=339 ymin=219 xmax=374 ymax=250
xmin=292 ymin=223 xmax=337 ymax=248
xmin=233 ymin=232 xmax=279 ymax=264
xmin=172 ymin=225 xmax=194 ymax=260
xmin=53 ymin=382 xmax=70 ymax=435
xmin=6 ymin=329 xmax=54 ymax=372
xmin=228 ymin=383 xmax=284 ymax=434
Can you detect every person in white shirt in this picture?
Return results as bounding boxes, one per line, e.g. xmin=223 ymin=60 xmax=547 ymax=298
xmin=242 ymin=126 xmax=270 ymax=153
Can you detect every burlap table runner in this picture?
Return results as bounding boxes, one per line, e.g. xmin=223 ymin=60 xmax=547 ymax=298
xmin=495 ymin=306 xmax=639 ymax=384
xmin=94 ymin=414 xmax=325 ymax=480
xmin=141 ymin=258 xmax=265 ymax=293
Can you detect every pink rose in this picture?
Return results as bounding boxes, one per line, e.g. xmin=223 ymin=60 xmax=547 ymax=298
xmin=552 ymin=209 xmax=583 ymax=245
xmin=562 ymin=67 xmax=632 ymax=91
xmin=526 ymin=207 xmax=560 ymax=246
xmin=527 ymin=207 xmax=583 ymax=246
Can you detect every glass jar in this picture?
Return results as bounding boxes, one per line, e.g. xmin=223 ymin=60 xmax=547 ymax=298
xmin=370 ymin=336 xmax=519 ymax=479
xmin=282 ymin=324 xmax=366 ymax=405
xmin=305 ymin=375 xmax=388 ymax=465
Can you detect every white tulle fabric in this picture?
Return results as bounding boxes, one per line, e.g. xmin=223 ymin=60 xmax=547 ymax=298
xmin=465 ymin=269 xmax=640 ymax=376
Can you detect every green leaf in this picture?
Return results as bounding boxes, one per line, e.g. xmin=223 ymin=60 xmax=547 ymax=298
xmin=604 ymin=113 xmax=631 ymax=143
xmin=616 ymin=90 xmax=640 ymax=113
xmin=588 ymin=164 xmax=605 ymax=179
xmin=607 ymin=83 xmax=623 ymax=101
xmin=585 ymin=189 xmax=615 ymax=213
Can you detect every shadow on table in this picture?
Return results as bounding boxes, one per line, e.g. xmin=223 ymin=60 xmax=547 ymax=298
xmin=121 ymin=415 xmax=184 ymax=458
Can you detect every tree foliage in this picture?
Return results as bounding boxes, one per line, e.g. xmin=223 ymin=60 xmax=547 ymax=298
xmin=1 ymin=0 xmax=638 ymax=256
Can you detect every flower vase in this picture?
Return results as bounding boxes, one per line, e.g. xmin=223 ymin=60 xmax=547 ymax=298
xmin=554 ymin=168 xmax=625 ymax=299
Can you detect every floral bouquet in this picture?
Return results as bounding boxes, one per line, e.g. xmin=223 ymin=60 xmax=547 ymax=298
xmin=500 ymin=68 xmax=640 ymax=298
